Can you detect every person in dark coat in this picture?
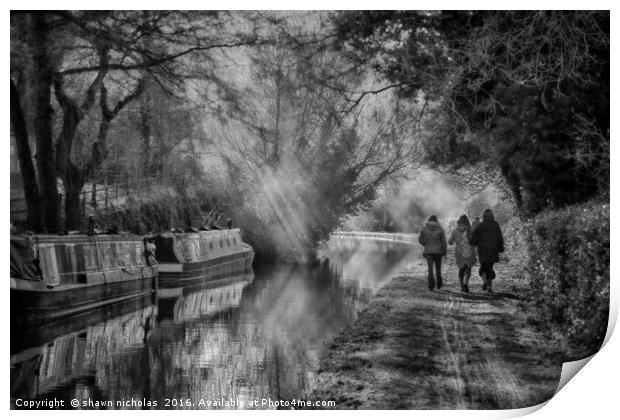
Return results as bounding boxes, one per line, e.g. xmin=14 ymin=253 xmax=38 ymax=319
xmin=418 ymin=215 xmax=447 ymax=291
xmin=471 ymin=216 xmax=481 ymax=232
xmin=470 ymin=209 xmax=504 ymax=292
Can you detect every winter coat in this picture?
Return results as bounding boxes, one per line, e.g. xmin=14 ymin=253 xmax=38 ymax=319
xmin=449 ymin=226 xmax=477 ymax=269
xmin=418 ymin=222 xmax=447 ymax=256
xmin=470 ymin=220 xmax=504 ymax=263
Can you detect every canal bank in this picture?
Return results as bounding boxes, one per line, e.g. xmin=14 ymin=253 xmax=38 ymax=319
xmin=306 ymin=258 xmax=563 ymax=409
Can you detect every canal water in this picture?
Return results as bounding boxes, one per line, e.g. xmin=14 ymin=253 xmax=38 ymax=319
xmin=10 ymin=237 xmax=420 ymax=409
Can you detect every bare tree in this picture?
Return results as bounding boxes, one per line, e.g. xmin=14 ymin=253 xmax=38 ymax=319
xmin=11 ymin=11 xmax=267 ymax=230
xmin=213 ymin=17 xmax=423 ymax=254
xmin=10 ymin=79 xmax=42 ymax=231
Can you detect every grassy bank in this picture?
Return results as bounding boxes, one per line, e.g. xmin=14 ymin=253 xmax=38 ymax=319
xmin=306 ymin=257 xmax=564 ymax=409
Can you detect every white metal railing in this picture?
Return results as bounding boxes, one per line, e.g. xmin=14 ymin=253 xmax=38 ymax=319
xmin=331 ymin=231 xmax=418 ymax=244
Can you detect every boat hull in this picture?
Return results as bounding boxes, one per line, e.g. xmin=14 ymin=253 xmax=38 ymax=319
xmin=11 ymin=274 xmax=157 ymax=325
xmin=158 ymin=248 xmax=254 ymax=288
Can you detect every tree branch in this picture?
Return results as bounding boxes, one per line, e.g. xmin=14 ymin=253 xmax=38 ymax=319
xmin=57 ymin=40 xmax=265 ymax=76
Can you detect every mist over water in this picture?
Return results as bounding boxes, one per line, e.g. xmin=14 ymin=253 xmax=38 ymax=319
xmin=342 ymin=169 xmax=499 ymax=233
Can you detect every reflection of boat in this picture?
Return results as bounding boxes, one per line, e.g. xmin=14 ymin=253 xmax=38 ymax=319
xmin=157 ymin=271 xmax=253 ymax=322
xmin=10 ymin=235 xmax=158 ymax=325
xmin=11 ymin=292 xmax=156 ymax=355
xmin=10 ymin=303 xmax=156 ymax=404
xmin=153 ymin=229 xmax=254 ymax=288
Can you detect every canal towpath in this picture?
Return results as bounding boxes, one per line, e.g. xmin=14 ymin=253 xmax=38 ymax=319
xmin=306 ymin=255 xmax=563 ymax=409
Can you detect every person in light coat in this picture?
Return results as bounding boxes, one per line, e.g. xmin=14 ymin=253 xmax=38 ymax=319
xmin=449 ymin=215 xmax=477 ymax=293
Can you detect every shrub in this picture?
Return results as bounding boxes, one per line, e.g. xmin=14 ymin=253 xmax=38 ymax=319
xmin=526 ymin=200 xmax=609 ymax=358
xmin=94 ymin=191 xmax=214 ymax=234
xmin=502 ymin=216 xmax=529 ymax=267
xmin=94 ymin=189 xmax=285 ymax=264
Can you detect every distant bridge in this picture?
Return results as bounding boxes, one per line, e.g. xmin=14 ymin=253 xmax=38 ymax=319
xmin=330 ymin=231 xmax=418 ymax=245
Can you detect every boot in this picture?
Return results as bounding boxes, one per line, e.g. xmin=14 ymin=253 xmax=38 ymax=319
xmin=487 ymin=278 xmax=493 ymax=293
xmin=428 ymin=276 xmax=435 ymax=291
xmin=436 ymin=276 xmax=443 ymax=290
xmin=481 ymin=272 xmax=487 ymax=291
xmin=459 ymin=275 xmax=465 ymax=292
xmin=464 ymin=272 xmax=470 ymax=293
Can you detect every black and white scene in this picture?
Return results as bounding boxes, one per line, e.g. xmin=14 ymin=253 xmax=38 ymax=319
xmin=9 ymin=9 xmax=611 ymax=411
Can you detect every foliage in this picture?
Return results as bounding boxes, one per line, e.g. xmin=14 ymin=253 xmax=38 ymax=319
xmin=10 ymin=11 xmax=266 ymax=231
xmin=211 ymin=18 xmax=422 ymax=260
xmin=332 ymin=11 xmax=610 ymax=213
xmin=465 ymin=194 xmax=494 ymax=221
xmin=11 ymin=10 xmax=421 ymax=244
xmin=92 ymin=184 xmax=219 ymax=234
xmin=525 ymin=200 xmax=609 ymax=358
xmin=95 ymin=194 xmax=206 ymax=235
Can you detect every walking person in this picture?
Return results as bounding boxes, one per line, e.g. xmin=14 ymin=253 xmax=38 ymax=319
xmin=470 ymin=209 xmax=504 ymax=293
xmin=418 ymin=215 xmax=447 ymax=291
xmin=470 ymin=216 xmax=481 ymax=261
xmin=448 ymin=215 xmax=477 ymax=293
xmin=471 ymin=216 xmax=481 ymax=232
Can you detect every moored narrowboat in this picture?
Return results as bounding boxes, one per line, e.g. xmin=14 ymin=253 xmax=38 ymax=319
xmin=153 ymin=228 xmax=254 ymax=288
xmin=10 ymin=234 xmax=158 ymax=325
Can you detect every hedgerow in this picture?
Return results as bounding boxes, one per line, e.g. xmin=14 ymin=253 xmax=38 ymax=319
xmin=526 ymin=200 xmax=609 ymax=358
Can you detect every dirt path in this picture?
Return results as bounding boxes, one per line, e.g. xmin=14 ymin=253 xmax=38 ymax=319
xmin=306 ymin=259 xmax=563 ymax=409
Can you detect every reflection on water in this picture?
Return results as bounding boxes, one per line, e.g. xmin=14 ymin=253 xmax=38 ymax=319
xmin=11 ymin=301 xmax=157 ymax=405
xmin=11 ymin=238 xmax=417 ymax=409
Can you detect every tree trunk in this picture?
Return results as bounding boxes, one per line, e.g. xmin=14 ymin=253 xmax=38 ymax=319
xmin=139 ymin=84 xmax=151 ymax=176
xmin=62 ymin=162 xmax=84 ymax=230
xmin=64 ymin=176 xmax=84 ymax=231
xmin=500 ymin=163 xmax=523 ymax=210
xmin=56 ymin=108 xmax=83 ymax=230
xmin=271 ymin=72 xmax=282 ymax=167
xmin=30 ymin=13 xmax=59 ymax=232
xmin=10 ymin=79 xmax=42 ymax=232
xmin=64 ymin=188 xmax=82 ymax=231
